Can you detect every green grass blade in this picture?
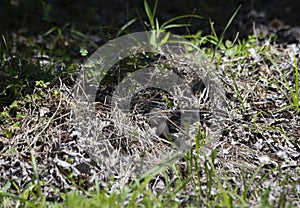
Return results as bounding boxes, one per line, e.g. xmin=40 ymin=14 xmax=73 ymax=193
xmin=231 ymin=73 xmax=246 ymax=111
xmin=116 ymin=18 xmax=137 ymax=37
xmin=293 ymin=55 xmax=299 ymax=110
xmin=260 ymin=51 xmax=299 ymax=111
xmin=163 ymin=23 xmax=191 ymax=30
xmin=212 ymin=5 xmax=241 ymax=60
xmin=144 ymin=0 xmax=154 ymax=29
xmin=71 ymin=29 xmax=98 ymax=48
xmin=144 ymin=0 xmax=158 ymax=30
xmin=152 ymin=0 xmax=158 ymax=23
xmin=31 ymin=150 xmax=39 ymax=182
xmin=243 ymin=164 xmax=263 ymax=201
xmin=209 ymin=18 xmax=218 ymax=39
xmin=160 ymin=32 xmax=170 ymax=45
xmin=155 ymin=18 xmax=160 ymax=32
xmin=161 ymin=14 xmax=202 ymax=30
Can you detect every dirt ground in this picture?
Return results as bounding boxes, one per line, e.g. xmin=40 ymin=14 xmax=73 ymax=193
xmin=1 ymin=0 xmax=300 ymax=206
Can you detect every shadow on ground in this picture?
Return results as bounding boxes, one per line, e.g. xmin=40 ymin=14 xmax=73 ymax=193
xmin=1 ymin=0 xmax=300 ymax=40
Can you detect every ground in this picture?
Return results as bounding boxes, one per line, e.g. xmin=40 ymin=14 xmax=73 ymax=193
xmin=0 ymin=0 xmax=299 ymax=207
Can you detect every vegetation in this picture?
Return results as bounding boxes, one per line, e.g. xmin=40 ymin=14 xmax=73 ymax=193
xmin=0 ymin=0 xmax=299 ymax=207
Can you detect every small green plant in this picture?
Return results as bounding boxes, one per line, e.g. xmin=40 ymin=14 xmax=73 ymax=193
xmin=35 ymin=80 xmax=50 ymax=88
xmin=182 ymin=5 xmax=240 ymax=60
xmin=144 ymin=0 xmax=202 ymax=32
xmin=231 ymin=73 xmax=247 ymax=111
xmin=262 ymin=53 xmax=300 ymax=112
xmin=79 ymin=47 xmax=88 ymax=57
xmin=0 ymin=99 xmax=26 ymax=138
xmin=0 ymin=151 xmax=46 ymax=208
xmin=209 ymin=5 xmax=241 ymax=59
xmin=142 ymin=0 xmax=202 ymax=49
xmin=0 ymin=41 xmax=56 ymax=108
xmin=278 ymin=55 xmax=299 ymax=111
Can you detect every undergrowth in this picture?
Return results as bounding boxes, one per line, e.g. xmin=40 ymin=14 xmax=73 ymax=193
xmin=1 ymin=1 xmax=299 ymax=207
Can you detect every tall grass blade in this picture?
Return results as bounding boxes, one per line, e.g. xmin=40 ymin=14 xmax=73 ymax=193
xmin=161 ymin=14 xmax=202 ymax=30
xmin=144 ymin=0 xmax=158 ymax=30
xmin=212 ymin=5 xmax=241 ymax=60
xmin=243 ymin=163 xmax=263 ymax=201
xmin=293 ymin=55 xmax=299 ymax=110
xmin=144 ymin=0 xmax=154 ymax=29
xmin=116 ymin=18 xmax=137 ymax=37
